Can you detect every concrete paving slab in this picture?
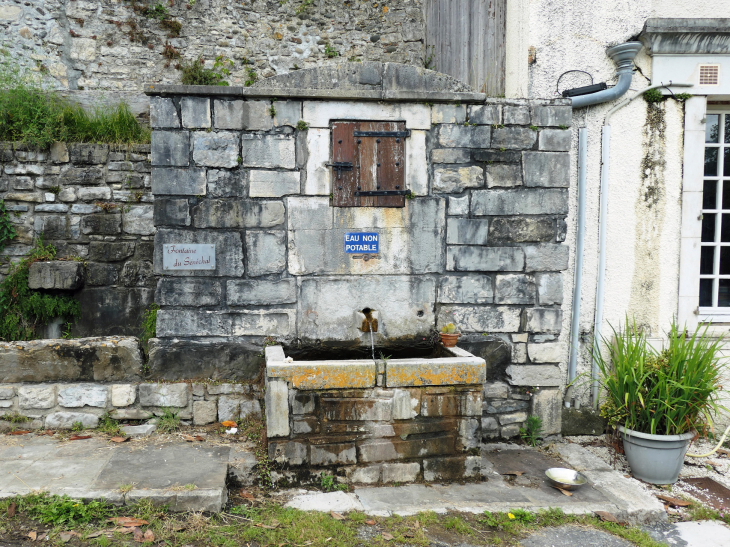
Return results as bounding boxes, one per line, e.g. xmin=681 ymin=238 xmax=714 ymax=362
xmin=92 ymin=443 xmax=229 ymax=490
xmin=519 ymin=525 xmax=632 ymax=546
xmin=675 ymin=520 xmax=730 ymax=547
xmin=285 ymin=491 xmax=364 ymax=512
xmin=121 ymin=424 xmax=157 ymax=438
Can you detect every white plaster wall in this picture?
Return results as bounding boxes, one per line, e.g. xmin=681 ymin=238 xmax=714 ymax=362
xmin=511 ymin=1 xmax=730 ymax=415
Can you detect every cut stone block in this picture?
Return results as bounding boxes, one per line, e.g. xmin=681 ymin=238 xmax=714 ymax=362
xmin=249 ymin=170 xmax=300 ymax=197
xmin=58 ymin=385 xmax=108 ymax=408
xmin=45 ymin=411 xmax=99 ymax=429
xmin=181 ymin=97 xmax=211 ymax=129
xmin=193 ymin=131 xmax=240 ymax=168
xmin=28 ymin=261 xmax=85 ymax=290
xmin=138 ymin=383 xmax=189 ymax=407
xmin=151 ymin=131 xmax=189 ymax=167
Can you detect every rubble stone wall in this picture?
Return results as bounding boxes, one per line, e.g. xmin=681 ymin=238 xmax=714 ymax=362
xmin=0 ymin=0 xmax=426 ymax=91
xmin=0 ymin=142 xmax=155 ymax=337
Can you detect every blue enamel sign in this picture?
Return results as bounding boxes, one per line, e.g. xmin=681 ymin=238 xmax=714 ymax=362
xmin=344 ymin=232 xmax=379 ymax=254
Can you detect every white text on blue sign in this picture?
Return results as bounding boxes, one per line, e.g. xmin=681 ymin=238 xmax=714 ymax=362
xmin=344 ymin=232 xmax=379 ymax=253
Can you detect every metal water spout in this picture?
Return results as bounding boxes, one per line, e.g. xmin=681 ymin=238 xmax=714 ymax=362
xmin=359 ymin=307 xmax=378 ymax=333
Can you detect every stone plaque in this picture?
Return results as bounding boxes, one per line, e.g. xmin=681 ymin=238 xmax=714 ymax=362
xmin=163 ymin=244 xmax=215 ymax=270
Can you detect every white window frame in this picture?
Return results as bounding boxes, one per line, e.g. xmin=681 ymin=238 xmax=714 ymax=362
xmin=678 ymin=98 xmax=730 ymax=327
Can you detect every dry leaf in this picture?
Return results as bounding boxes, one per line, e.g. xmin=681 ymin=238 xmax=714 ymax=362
xmin=382 ymin=532 xmax=394 ymax=541
xmin=109 ymin=517 xmax=149 ymax=527
xmin=195 ymin=435 xmax=205 ymax=441
xmin=85 ymin=531 xmax=104 ymax=538
xmin=330 ymin=511 xmax=345 ymax=520
xmin=239 ymin=490 xmax=255 ymax=500
xmin=143 ymin=529 xmax=155 ymax=542
xmin=58 ymin=531 xmax=78 ymax=543
xmin=655 ymin=494 xmax=691 ymax=507
xmin=554 ymin=487 xmax=573 ymax=496
xmin=118 ymin=527 xmax=136 ymax=534
xmin=9 ymin=430 xmax=30 ymax=435
xmin=133 ymin=526 xmax=144 ymax=542
xmin=594 ymin=511 xmax=618 ymax=523
xmin=27 ymin=531 xmax=37 ymax=541
xmin=7 ymin=502 xmax=15 ymax=517
xmin=183 ymin=435 xmax=196 ymax=442
xmin=69 ymin=434 xmax=92 ymax=441
xmin=365 ymin=519 xmax=376 ymax=525
xmin=256 ymin=523 xmax=278 ymax=530
xmin=503 ymin=471 xmax=524 ymax=476
xmin=110 ymin=436 xmax=129 ymax=443
xmin=221 ymin=420 xmax=237 ymax=428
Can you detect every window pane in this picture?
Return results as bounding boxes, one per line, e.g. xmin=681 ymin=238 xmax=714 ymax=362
xmin=723 ymin=215 xmax=730 ymax=242
xmin=700 ymin=278 xmax=714 ymax=307
xmin=701 ymin=246 xmax=716 ymax=274
xmin=722 ymin=181 xmax=730 ymax=210
xmin=725 ymin=148 xmax=730 ymax=178
xmin=707 ymin=114 xmax=720 ymax=143
xmin=722 ymin=247 xmax=730 ymax=275
xmin=706 ymin=148 xmax=719 ymax=176
xmin=705 ymin=180 xmax=718 ymax=208
xmin=720 ymin=279 xmax=730 ymax=307
xmin=725 ymin=114 xmax=730 ymax=143
xmin=702 ymin=213 xmax=716 ymax=242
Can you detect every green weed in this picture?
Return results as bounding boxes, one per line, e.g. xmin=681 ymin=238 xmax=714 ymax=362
xmin=179 ymin=56 xmax=230 ymax=86
xmin=644 ymin=88 xmax=664 ymax=103
xmin=13 ymin=493 xmax=115 ymax=528
xmin=320 ymin=473 xmax=347 ymax=492
xmin=0 ymin=238 xmax=81 ymax=341
xmin=97 ymin=412 xmax=122 ymax=436
xmin=0 ymin=199 xmax=17 ymax=254
xmin=139 ymin=302 xmax=159 ymax=358
xmin=71 ymin=421 xmax=84 ymax=433
xmin=296 ymin=120 xmax=309 ymax=131
xmin=156 ymin=407 xmax=180 ymax=434
xmin=519 ymin=415 xmax=543 ymax=446
xmin=0 ymin=411 xmax=31 ymax=423
xmin=0 ymin=53 xmax=149 ymax=147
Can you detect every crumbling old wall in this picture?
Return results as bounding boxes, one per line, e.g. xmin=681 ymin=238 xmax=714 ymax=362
xmin=0 ymin=142 xmax=155 ymax=337
xmin=0 ymin=0 xmax=425 ymax=91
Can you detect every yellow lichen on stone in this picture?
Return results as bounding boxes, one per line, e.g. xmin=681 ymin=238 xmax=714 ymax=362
xmin=268 ymin=361 xmax=376 ymax=389
xmin=386 ymin=360 xmax=485 ymax=387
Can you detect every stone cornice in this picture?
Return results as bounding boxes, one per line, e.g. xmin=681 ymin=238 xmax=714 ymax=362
xmin=640 ymin=18 xmax=730 ymax=55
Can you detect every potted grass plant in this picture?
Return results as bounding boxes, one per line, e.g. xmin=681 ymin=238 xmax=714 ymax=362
xmin=440 ymin=323 xmax=460 ymax=347
xmin=594 ymin=319 xmax=726 ymax=484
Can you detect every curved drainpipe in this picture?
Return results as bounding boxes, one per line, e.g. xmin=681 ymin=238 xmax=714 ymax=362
xmin=565 ymin=42 xmax=642 ymax=407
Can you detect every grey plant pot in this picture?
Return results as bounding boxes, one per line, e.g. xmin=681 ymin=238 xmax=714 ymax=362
xmin=618 ymin=425 xmax=696 ymax=484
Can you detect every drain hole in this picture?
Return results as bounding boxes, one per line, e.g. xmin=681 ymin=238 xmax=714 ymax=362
xmin=417 ymin=310 xmax=424 ymax=317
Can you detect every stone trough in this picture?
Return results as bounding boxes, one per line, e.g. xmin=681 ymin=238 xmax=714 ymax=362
xmin=264 ymin=344 xmax=487 ymax=484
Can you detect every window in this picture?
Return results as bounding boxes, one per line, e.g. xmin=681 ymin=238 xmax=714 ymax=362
xmin=330 ymin=121 xmax=408 ymax=207
xmin=699 ymin=111 xmax=730 ymax=310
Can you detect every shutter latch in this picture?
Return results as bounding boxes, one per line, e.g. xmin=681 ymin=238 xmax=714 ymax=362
xmin=325 ymin=161 xmax=354 ymax=179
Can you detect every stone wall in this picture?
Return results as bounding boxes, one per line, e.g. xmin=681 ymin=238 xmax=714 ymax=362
xmin=148 ymin=64 xmax=572 ymax=438
xmin=0 ymin=0 xmax=425 ymax=91
xmin=0 ymin=142 xmax=155 ymax=337
xmin=0 ymin=338 xmax=262 ymax=429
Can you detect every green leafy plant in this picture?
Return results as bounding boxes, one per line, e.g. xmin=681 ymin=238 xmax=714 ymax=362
xmin=405 ymin=190 xmax=416 ymax=200
xmin=519 ymin=415 xmax=543 ymax=446
xmin=594 ymin=318 xmax=726 ymax=436
xmin=144 ymin=2 xmax=169 ymax=20
xmin=161 ymin=19 xmax=182 ymax=37
xmin=423 ymin=45 xmax=436 ymax=70
xmin=296 ymin=120 xmax=309 ymax=131
xmin=0 ymin=411 xmax=31 ymax=423
xmin=320 ymin=473 xmax=347 ymax=492
xmin=244 ymin=67 xmax=258 ymax=87
xmin=139 ymin=302 xmax=159 ymax=357
xmin=529 ymin=125 xmax=539 ymax=131
xmin=13 ymin=493 xmax=115 ymax=527
xmin=258 ymin=336 xmax=278 ymax=357
xmin=98 ymin=412 xmax=122 ymax=436
xmin=324 ymin=43 xmax=339 ymax=58
xmin=0 ymin=239 xmax=81 ymax=341
xmin=644 ymin=88 xmax=665 ymax=104
xmin=71 ymin=421 xmax=84 ymax=433
xmin=559 ymin=124 xmax=569 ymax=130
xmin=675 ymin=93 xmax=693 ymax=101
xmin=0 ymin=199 xmax=17 ymax=253
xmin=295 ymin=0 xmax=314 ymax=14
xmin=179 ymin=56 xmax=230 ymax=86
xmin=157 ymin=407 xmax=181 ymax=433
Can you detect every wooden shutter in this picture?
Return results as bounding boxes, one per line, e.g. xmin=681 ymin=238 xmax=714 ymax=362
xmin=331 ymin=121 xmax=407 ymax=208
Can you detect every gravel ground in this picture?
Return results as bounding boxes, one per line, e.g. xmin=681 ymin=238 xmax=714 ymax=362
xmin=561 ymin=434 xmax=730 ymax=517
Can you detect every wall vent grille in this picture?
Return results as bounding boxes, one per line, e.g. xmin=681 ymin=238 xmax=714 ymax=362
xmin=699 ymin=64 xmax=720 ymax=86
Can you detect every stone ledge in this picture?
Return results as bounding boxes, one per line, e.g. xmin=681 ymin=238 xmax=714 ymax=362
xmin=0 ymin=337 xmax=143 ymax=382
xmin=267 ymin=361 xmax=377 ymax=390
xmin=144 ymin=85 xmax=486 ymax=104
xmin=386 ymin=358 xmax=486 ymax=387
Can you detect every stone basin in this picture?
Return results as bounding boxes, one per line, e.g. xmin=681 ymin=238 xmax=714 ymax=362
xmin=265 ymin=344 xmax=486 ymax=390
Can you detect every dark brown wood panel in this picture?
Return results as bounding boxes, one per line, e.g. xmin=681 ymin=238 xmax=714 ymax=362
xmin=376 ymin=121 xmax=406 ymax=207
xmin=331 ymin=122 xmax=357 ymax=207
xmin=357 ymin=121 xmax=377 ymax=207
xmin=331 ymin=120 xmax=407 ymax=208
